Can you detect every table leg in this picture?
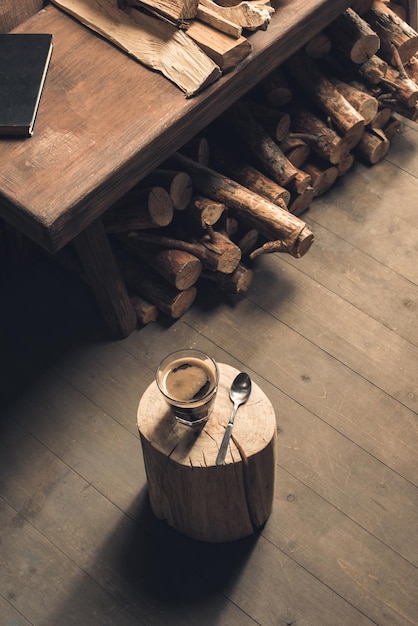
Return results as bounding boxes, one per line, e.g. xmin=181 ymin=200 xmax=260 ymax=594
xmin=73 ymin=218 xmax=137 ymax=338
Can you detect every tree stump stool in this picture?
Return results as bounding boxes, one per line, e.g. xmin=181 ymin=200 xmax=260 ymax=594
xmin=137 ymin=363 xmax=277 ymax=542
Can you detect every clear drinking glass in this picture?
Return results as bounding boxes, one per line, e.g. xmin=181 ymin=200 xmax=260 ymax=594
xmin=156 ymin=349 xmax=219 ymax=426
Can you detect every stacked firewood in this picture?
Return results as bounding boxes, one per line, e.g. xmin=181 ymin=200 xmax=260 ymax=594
xmin=98 ymin=0 xmax=418 ymax=327
xmin=51 ymin=0 xmax=274 ymax=97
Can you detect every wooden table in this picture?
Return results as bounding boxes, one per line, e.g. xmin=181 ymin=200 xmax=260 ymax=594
xmin=0 ymin=0 xmax=353 ymax=336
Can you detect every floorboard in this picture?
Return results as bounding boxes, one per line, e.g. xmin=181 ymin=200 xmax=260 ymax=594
xmin=0 ymin=120 xmax=417 ymax=625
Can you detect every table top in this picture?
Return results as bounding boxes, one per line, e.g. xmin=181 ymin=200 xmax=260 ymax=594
xmin=0 ymin=0 xmax=352 ymax=253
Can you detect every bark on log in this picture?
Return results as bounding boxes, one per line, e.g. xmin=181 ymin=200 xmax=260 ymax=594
xmin=209 ymin=142 xmax=291 ymax=206
xmin=331 ymin=77 xmax=379 ymax=124
xmin=201 ymin=262 xmax=254 ymax=294
xmin=118 ymin=250 xmax=197 ymax=318
xmin=280 ymin=136 xmax=311 ymax=168
xmin=166 ymin=152 xmax=314 ymax=258
xmin=284 ymin=51 xmax=365 ymax=143
xmin=405 ymin=55 xmax=418 ymax=82
xmin=383 ymin=66 xmax=418 ymax=108
xmin=105 ymin=187 xmax=174 ymax=232
xmin=289 ymin=102 xmax=356 ymax=164
xmin=354 ymin=127 xmax=391 ymax=163
xmin=326 ymin=7 xmax=380 ymax=64
xmin=366 ymin=0 xmax=418 ymax=63
xmin=224 ymin=101 xmax=299 ymax=188
xmin=186 ymin=195 xmax=226 ymax=226
xmin=287 ymin=168 xmax=312 ymax=195
xmin=142 ymin=169 xmax=193 ymax=210
xmin=131 ymin=295 xmax=158 ymax=324
xmin=119 ymin=237 xmax=203 ymax=290
xmin=358 ymin=54 xmax=388 ymax=83
xmin=128 ymin=227 xmax=241 ymax=273
xmin=51 ymin=0 xmax=221 ymax=97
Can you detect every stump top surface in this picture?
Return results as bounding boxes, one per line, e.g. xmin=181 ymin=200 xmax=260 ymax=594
xmin=137 ymin=363 xmax=276 ymax=467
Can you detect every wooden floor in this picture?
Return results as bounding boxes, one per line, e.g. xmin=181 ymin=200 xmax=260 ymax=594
xmin=1 ymin=117 xmax=417 ymax=626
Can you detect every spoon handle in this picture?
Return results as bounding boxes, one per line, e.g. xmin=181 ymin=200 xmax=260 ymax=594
xmin=216 ymin=403 xmax=238 ymax=465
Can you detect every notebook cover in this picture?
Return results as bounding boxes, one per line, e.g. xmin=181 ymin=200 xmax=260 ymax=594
xmin=0 ymin=33 xmax=53 ymax=137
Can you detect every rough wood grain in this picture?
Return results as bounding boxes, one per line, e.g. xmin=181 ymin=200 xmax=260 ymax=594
xmin=51 ymin=0 xmax=221 ymax=96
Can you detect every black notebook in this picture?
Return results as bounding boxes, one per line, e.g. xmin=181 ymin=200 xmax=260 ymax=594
xmin=0 ymin=33 xmax=53 ymax=137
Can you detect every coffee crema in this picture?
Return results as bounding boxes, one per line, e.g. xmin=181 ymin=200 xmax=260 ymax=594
xmin=161 ymin=357 xmax=216 ymax=403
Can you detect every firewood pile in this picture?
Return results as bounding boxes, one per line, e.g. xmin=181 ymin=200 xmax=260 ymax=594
xmin=51 ymin=0 xmax=274 ymax=96
xmin=65 ymin=0 xmax=418 ymax=329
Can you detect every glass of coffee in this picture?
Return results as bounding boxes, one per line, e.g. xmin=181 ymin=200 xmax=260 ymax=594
xmin=156 ymin=349 xmax=219 ymax=426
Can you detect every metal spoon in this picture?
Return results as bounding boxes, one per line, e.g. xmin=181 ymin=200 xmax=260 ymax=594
xmin=216 ymin=372 xmax=252 ymax=465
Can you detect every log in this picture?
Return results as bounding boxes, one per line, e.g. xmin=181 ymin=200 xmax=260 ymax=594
xmin=245 ymin=101 xmax=291 ymax=141
xmin=118 ymin=250 xmax=197 ymax=318
xmin=232 ymin=226 xmax=259 ymax=255
xmin=337 ymin=152 xmax=356 ymax=175
xmin=122 ymin=0 xmax=198 ymax=21
xmin=179 ymin=136 xmax=210 ymax=165
xmin=166 ymin=152 xmax=314 ymax=258
xmin=105 ymin=187 xmax=174 ymax=232
xmin=280 ymin=136 xmax=311 ymax=168
xmin=201 ymin=262 xmax=254 ymax=294
xmin=260 ymin=67 xmax=293 ymax=106
xmin=326 ymin=7 xmax=380 ymax=64
xmin=289 ymin=102 xmax=357 ymax=164
xmin=287 ymin=187 xmax=315 ymax=217
xmin=119 ymin=237 xmax=203 ymax=289
xmin=284 ymin=51 xmax=365 ymax=143
xmin=209 ymin=141 xmax=291 ymax=206
xmin=142 ymin=169 xmax=193 ymax=210
xmin=405 ymin=55 xmax=418 ymax=82
xmin=331 ymin=77 xmax=379 ymax=124
xmin=358 ymin=54 xmax=388 ymax=83
xmin=382 ymin=114 xmax=402 ymax=138
xmin=370 ymin=105 xmax=393 ymax=128
xmin=383 ymin=66 xmax=418 ymax=108
xmin=354 ymin=127 xmax=391 ymax=163
xmin=287 ymin=168 xmax=313 ymax=196
xmin=50 ymin=0 xmax=221 ymax=97
xmin=366 ymin=0 xmax=418 ymax=64
xmin=224 ymin=101 xmax=299 ymax=188
xmin=131 ymin=295 xmax=158 ymax=324
xmin=186 ymin=195 xmax=226 ymax=226
xmin=305 ymin=31 xmax=332 ymax=59
xmin=186 ymin=20 xmax=251 ymax=71
xmin=198 ymin=0 xmax=273 ymax=31
xmin=128 ymin=227 xmax=242 ymax=273
xmin=302 ymin=158 xmax=339 ymax=196
xmin=137 ymin=362 xmax=277 ymax=542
